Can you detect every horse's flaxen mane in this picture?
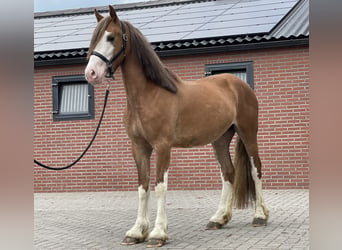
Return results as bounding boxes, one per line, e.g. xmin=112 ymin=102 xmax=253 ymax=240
xmin=124 ymin=21 xmax=178 ymax=94
xmin=87 ymin=17 xmax=112 ymax=60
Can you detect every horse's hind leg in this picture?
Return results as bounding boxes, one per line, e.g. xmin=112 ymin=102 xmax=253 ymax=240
xmin=236 ymin=123 xmax=269 ymax=226
xmin=250 ymin=153 xmax=269 ymax=226
xmin=206 ymin=126 xmax=235 ymax=230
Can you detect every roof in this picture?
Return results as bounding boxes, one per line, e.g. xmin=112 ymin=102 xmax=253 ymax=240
xmin=34 ymin=0 xmax=309 ymax=64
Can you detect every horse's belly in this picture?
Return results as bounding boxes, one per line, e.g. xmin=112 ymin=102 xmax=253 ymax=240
xmin=172 ymin=114 xmax=233 ymax=148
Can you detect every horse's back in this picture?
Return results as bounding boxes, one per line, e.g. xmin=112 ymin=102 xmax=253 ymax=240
xmin=181 ymin=73 xmax=256 ymax=110
xmin=199 ymin=73 xmax=258 ymax=111
xmin=197 ymin=73 xmax=253 ymax=93
xmin=173 ymin=73 xmax=255 ymax=147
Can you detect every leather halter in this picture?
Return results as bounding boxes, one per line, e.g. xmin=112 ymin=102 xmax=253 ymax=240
xmin=90 ymin=21 xmax=127 ymax=79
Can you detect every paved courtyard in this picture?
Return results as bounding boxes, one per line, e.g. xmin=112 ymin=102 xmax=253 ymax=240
xmin=34 ymin=189 xmax=309 ymax=249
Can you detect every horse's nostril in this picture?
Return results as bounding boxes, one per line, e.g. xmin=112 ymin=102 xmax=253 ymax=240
xmin=89 ymin=69 xmax=98 ymax=80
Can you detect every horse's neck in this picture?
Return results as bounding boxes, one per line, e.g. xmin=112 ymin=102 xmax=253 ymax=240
xmin=120 ymin=56 xmax=147 ymax=106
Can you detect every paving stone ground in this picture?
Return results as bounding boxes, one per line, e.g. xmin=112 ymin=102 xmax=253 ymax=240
xmin=34 ymin=189 xmax=309 ymax=250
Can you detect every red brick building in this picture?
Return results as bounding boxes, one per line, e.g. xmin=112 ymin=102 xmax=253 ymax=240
xmin=34 ymin=0 xmax=309 ymax=192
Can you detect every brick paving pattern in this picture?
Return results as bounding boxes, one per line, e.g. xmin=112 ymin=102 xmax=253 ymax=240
xmin=34 ymin=190 xmax=308 ymax=249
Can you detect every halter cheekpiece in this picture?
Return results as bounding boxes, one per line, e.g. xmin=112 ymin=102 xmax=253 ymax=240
xmin=90 ymin=21 xmax=127 ymax=79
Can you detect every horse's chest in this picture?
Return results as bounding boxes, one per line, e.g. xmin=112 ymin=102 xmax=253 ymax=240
xmin=125 ymin=110 xmax=158 ymax=140
xmin=125 ymin=112 xmax=143 ymax=136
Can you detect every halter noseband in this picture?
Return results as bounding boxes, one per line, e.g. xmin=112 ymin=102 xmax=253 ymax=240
xmin=90 ymin=21 xmax=127 ymax=79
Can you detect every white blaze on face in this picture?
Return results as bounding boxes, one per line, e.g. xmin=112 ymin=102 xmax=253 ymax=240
xmin=85 ymin=31 xmax=115 ymax=84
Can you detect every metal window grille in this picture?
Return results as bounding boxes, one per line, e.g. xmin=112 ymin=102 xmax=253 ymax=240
xmin=60 ymin=83 xmax=89 ymax=114
xmin=228 ymin=70 xmax=247 ymax=83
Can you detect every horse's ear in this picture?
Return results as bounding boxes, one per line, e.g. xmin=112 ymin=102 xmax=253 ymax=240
xmin=109 ymin=5 xmax=118 ymax=21
xmin=94 ymin=9 xmax=103 ymax=22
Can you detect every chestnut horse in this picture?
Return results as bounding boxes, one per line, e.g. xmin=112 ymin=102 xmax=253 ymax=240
xmin=85 ymin=6 xmax=269 ymax=248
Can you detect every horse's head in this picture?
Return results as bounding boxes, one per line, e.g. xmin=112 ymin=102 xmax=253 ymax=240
xmin=85 ymin=6 xmax=127 ymax=85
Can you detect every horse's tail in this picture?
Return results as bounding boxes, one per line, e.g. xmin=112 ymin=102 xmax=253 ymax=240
xmin=233 ymin=137 xmax=256 ymax=209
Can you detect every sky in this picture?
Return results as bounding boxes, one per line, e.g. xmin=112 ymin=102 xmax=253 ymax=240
xmin=34 ymin=0 xmax=149 ymax=12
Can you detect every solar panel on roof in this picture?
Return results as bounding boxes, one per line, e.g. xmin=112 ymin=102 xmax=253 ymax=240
xmin=232 ymin=2 xmax=296 ymax=13
xmin=214 ymin=8 xmax=290 ymax=22
xmin=55 ymin=34 xmax=92 ymax=44
xmin=238 ymin=0 xmax=297 ymax=7
xmin=142 ymin=23 xmax=202 ymax=36
xmin=182 ymin=24 xmax=273 ymax=39
xmin=37 ymin=24 xmax=90 ymax=33
xmin=202 ymin=16 xmax=283 ymax=30
xmin=121 ymin=6 xmax=179 ymax=19
xmin=35 ymin=29 xmax=72 ymax=39
xmin=34 ymin=0 xmax=299 ymax=52
xmin=34 ymin=37 xmax=54 ymax=47
xmin=147 ymin=32 xmax=192 ymax=43
xmin=145 ymin=16 xmax=212 ymax=28
xmin=128 ymin=16 xmax=157 ymax=24
xmin=179 ymin=0 xmax=237 ymax=9
xmin=158 ymin=10 xmax=221 ymax=21
xmin=176 ymin=3 xmax=235 ymax=14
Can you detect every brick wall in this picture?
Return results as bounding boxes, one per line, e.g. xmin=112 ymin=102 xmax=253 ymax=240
xmin=34 ymin=45 xmax=309 ymax=192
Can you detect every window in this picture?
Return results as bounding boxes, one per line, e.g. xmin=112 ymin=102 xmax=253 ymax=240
xmin=205 ymin=61 xmax=254 ymax=89
xmin=52 ymin=75 xmax=94 ymax=121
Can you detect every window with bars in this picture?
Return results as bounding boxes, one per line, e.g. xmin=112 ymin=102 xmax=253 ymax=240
xmin=204 ymin=61 xmax=254 ymax=89
xmin=52 ymin=75 xmax=94 ymax=121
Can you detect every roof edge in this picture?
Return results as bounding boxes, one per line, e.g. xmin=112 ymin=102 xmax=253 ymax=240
xmin=34 ymin=37 xmax=309 ymax=67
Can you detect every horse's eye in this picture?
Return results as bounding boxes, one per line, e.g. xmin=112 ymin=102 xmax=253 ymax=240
xmin=107 ymin=35 xmax=114 ymax=42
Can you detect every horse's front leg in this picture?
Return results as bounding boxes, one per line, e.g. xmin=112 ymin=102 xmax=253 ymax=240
xmin=147 ymin=144 xmax=171 ymax=248
xmin=121 ymin=140 xmax=152 ymax=245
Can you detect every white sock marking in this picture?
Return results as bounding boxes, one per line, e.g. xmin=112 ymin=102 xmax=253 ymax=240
xmin=210 ymin=174 xmax=233 ymax=224
xmin=126 ymin=185 xmax=150 ymax=239
xmin=150 ymin=171 xmax=169 ymax=240
xmin=250 ymin=157 xmax=269 ymax=219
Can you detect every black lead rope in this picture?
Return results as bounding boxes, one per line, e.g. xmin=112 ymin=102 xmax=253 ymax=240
xmin=34 ymin=89 xmax=110 ymax=171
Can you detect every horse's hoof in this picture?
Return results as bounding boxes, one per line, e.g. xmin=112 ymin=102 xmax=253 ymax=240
xmin=146 ymin=238 xmax=166 ymax=248
xmin=252 ymin=217 xmax=267 ymax=227
xmin=121 ymin=236 xmax=143 ymax=245
xmin=206 ymin=221 xmax=223 ymax=230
